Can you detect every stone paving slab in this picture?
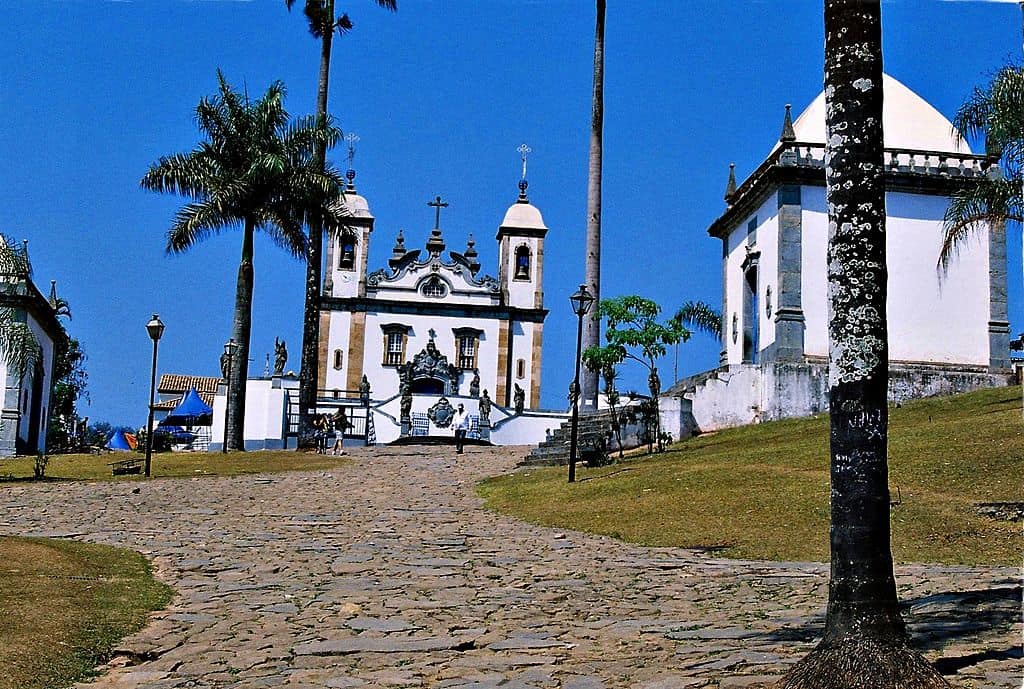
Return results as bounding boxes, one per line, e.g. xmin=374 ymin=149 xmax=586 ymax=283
xmin=0 ymin=445 xmax=1019 ymax=688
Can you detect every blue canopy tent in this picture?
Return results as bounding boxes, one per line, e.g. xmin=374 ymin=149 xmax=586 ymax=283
xmin=106 ymin=429 xmax=133 ymax=452
xmin=163 ymin=388 xmax=214 ymax=427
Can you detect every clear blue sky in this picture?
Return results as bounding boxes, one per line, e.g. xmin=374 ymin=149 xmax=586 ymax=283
xmin=1 ymin=1 xmax=1019 ymax=427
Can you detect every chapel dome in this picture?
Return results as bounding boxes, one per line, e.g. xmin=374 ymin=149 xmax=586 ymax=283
xmin=500 ymin=200 xmax=547 ymax=230
xmin=777 ymin=73 xmax=969 ymax=154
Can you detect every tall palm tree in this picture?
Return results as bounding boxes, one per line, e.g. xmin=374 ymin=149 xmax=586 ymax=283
xmin=0 ymin=236 xmax=42 ymax=388
xmin=142 ymin=72 xmax=347 ymax=451
xmin=780 ymin=2 xmax=948 ymax=687
xmin=940 ymin=64 xmax=1023 ymax=268
xmin=286 ymin=0 xmax=397 ymax=450
xmin=581 ymin=0 xmax=605 ymax=412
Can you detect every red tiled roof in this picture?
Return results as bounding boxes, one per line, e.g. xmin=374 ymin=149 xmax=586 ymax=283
xmin=157 ymin=374 xmax=221 ymax=395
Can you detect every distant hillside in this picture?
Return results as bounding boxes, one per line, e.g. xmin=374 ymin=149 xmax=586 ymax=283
xmin=479 ymin=387 xmax=1024 ymax=565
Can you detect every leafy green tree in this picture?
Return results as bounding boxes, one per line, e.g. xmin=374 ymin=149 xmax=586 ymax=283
xmin=286 ymin=0 xmax=397 ymax=450
xmin=141 ymin=72 xmax=348 ymax=450
xmin=582 ymin=296 xmax=689 ymax=453
xmin=46 ymin=336 xmax=88 ymax=453
xmin=781 ymin=1 xmax=947 ymax=687
xmin=941 ymin=63 xmax=1023 ymax=270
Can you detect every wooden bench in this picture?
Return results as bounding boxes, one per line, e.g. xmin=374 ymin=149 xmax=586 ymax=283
xmin=108 ymin=458 xmax=143 ymax=476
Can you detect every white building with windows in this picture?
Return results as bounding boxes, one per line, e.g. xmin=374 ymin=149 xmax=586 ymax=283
xmin=663 ymin=74 xmax=1013 ymax=436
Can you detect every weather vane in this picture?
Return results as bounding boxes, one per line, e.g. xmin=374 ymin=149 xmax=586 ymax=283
xmin=517 ymin=143 xmax=531 ymax=181
xmin=345 ymin=132 xmax=360 ymax=168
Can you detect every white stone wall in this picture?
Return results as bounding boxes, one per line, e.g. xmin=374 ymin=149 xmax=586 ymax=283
xmin=723 ymin=192 xmax=779 ymax=365
xmin=210 ymin=379 xmax=288 ymax=451
xmin=800 ymin=186 xmax=990 ymax=365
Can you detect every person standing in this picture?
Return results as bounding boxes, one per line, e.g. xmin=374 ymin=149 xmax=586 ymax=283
xmin=452 ymin=403 xmax=470 ymax=454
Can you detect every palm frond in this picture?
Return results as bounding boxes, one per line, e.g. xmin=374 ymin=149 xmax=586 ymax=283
xmin=940 ymin=175 xmax=1024 ymax=271
xmin=166 ymin=200 xmax=239 ymax=253
xmin=0 ymin=310 xmax=41 ymax=380
xmin=674 ymin=301 xmax=722 ymax=337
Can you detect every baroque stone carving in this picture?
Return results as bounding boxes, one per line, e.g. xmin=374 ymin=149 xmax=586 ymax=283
xmin=274 ymin=338 xmax=287 ymax=376
xmin=428 ymin=397 xmax=455 ymax=429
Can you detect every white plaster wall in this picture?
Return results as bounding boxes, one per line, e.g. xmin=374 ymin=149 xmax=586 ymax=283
xmin=323 ymin=310 xmax=352 ymax=392
xmin=509 ymin=320 xmax=537 ymax=406
xmin=17 ymin=314 xmax=55 ymax=452
xmin=210 ymin=380 xmax=287 ymax=448
xmin=687 ymin=365 xmax=762 ymax=431
xmin=490 ymin=411 xmax=566 ymax=446
xmin=724 ymin=192 xmax=778 ymax=365
xmin=800 ymin=186 xmax=989 ymax=365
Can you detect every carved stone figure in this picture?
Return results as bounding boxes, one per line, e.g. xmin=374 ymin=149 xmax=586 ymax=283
xmin=400 ymin=385 xmax=413 ymax=422
xmin=479 ymin=389 xmax=492 ymax=425
xmin=220 ymin=350 xmax=231 ymax=380
xmin=274 ymin=337 xmax=287 ymax=376
xmin=513 ymin=384 xmax=525 ymax=414
xmin=359 ymin=374 xmax=371 ymax=400
xmin=469 ymin=369 xmax=480 ymax=397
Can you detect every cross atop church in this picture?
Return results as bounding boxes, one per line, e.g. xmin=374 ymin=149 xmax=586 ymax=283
xmin=428 ymin=195 xmax=449 ymax=229
xmin=517 ymin=143 xmax=531 ymax=181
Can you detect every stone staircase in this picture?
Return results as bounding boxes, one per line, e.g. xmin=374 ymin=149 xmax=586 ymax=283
xmin=520 ymin=409 xmax=619 ymax=467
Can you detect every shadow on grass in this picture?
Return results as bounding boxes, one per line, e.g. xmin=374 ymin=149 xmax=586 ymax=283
xmin=749 ymin=583 xmax=1022 ymax=674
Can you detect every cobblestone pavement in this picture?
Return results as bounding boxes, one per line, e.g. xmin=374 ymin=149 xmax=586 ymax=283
xmin=1 ymin=446 xmax=1020 ymax=689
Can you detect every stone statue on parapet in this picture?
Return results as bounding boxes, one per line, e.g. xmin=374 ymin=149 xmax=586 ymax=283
xmin=469 ymin=369 xmax=480 ymax=397
xmin=274 ymin=337 xmax=287 ymax=376
xmin=359 ymin=374 xmax=371 ymax=400
xmin=479 ymin=389 xmax=492 ymax=425
xmin=513 ymin=384 xmax=525 ymax=415
xmin=220 ymin=349 xmax=231 ymax=380
xmin=400 ymin=384 xmax=413 ymax=422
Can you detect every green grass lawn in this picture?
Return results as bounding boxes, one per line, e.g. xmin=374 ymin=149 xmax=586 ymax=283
xmin=478 ymin=386 xmax=1024 ymax=566
xmin=0 ymin=537 xmax=172 ymax=689
xmin=0 ymin=449 xmax=349 ymax=482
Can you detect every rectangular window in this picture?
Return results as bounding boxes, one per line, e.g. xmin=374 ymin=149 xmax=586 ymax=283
xmin=746 ymin=217 xmax=758 ymax=246
xmin=384 ymin=332 xmax=405 ymax=366
xmin=458 ymin=335 xmax=477 ymax=370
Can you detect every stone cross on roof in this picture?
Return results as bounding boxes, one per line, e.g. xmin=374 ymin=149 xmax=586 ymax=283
xmin=428 ymin=195 xmax=449 ymax=229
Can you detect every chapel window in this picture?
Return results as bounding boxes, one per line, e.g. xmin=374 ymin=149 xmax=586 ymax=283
xmin=453 ymin=328 xmax=482 ymax=370
xmin=516 ymin=358 xmax=526 ymax=380
xmin=421 ymin=276 xmax=447 ymax=298
xmin=338 ymin=235 xmax=356 ymax=270
xmin=514 ymin=245 xmax=531 ymax=281
xmin=381 ymin=324 xmax=410 ymax=366
xmin=333 ymin=349 xmax=343 ymax=370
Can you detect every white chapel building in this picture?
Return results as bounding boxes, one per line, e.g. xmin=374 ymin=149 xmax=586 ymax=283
xmin=663 ymin=74 xmax=1012 ymax=436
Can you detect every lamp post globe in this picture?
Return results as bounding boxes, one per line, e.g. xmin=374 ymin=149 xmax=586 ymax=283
xmin=568 ymin=285 xmax=594 ymax=483
xmin=144 ymin=313 xmax=164 ymax=478
xmin=222 ymin=338 xmax=236 ymax=453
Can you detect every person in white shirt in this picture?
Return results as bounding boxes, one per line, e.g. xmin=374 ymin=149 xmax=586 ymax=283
xmin=452 ymin=403 xmax=470 ymax=454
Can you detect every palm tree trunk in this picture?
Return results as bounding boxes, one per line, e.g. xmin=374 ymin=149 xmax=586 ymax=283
xmin=228 ymin=219 xmax=256 ymax=451
xmin=581 ymin=0 xmax=605 ymax=413
xmin=780 ymin=2 xmax=946 ymax=686
xmin=297 ymin=1 xmax=335 ymax=450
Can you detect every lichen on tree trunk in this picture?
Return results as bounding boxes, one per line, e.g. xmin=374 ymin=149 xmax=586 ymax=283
xmin=778 ymin=1 xmax=948 ymax=686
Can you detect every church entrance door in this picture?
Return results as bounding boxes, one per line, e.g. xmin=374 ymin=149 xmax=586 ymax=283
xmin=411 ymin=378 xmax=445 ymax=395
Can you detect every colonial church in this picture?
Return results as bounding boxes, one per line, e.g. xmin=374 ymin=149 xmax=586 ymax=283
xmin=662 ymin=74 xmax=1012 ymax=436
xmin=318 ymin=167 xmax=549 ymax=415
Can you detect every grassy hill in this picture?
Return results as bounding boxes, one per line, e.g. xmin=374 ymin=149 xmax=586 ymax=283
xmin=478 ymin=386 xmax=1023 ymax=565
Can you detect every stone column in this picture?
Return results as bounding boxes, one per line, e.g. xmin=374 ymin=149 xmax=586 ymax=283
xmin=772 ymin=184 xmax=805 ymax=362
xmin=719 ymin=237 xmax=728 ymax=366
xmin=988 ymin=218 xmax=1011 ymax=371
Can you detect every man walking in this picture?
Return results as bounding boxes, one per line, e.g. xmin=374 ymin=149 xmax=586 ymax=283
xmin=452 ymin=403 xmax=470 ymax=454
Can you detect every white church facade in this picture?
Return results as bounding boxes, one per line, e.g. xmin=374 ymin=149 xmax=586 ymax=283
xmin=663 ymin=75 xmax=1012 ymax=436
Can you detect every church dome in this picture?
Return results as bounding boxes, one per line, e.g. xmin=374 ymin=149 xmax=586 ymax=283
xmin=500 ymin=200 xmax=547 ymax=230
xmin=778 ymin=73 xmax=969 ymax=154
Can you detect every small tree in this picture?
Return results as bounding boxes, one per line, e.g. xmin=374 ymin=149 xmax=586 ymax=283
xmin=583 ymin=346 xmax=623 ymax=459
xmin=582 ymin=296 xmax=688 ymax=453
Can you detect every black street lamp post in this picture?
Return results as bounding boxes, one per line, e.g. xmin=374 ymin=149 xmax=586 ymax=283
xmin=222 ymin=338 xmax=236 ymax=453
xmin=568 ymin=284 xmax=595 ymax=483
xmin=144 ymin=314 xmax=165 ymax=478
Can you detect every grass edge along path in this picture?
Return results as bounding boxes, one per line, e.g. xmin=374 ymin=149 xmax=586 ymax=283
xmin=478 ymin=386 xmax=1024 ymax=566
xmin=0 ymin=449 xmax=350 ymax=482
xmin=0 ymin=536 xmax=173 ymax=689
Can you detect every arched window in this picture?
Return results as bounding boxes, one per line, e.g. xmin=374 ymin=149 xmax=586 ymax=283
xmin=333 ymin=349 xmax=343 ymax=370
xmin=516 ymin=358 xmax=526 ymax=380
xmin=420 ymin=276 xmax=447 ymax=298
xmin=514 ymin=245 xmax=531 ymax=281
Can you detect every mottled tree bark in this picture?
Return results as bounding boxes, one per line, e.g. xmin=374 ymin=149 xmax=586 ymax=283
xmin=778 ymin=1 xmax=947 ymax=686
xmin=581 ymin=0 xmax=605 ymax=412
xmin=297 ymin=0 xmax=335 ymax=450
xmin=228 ymin=219 xmax=256 ymax=451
